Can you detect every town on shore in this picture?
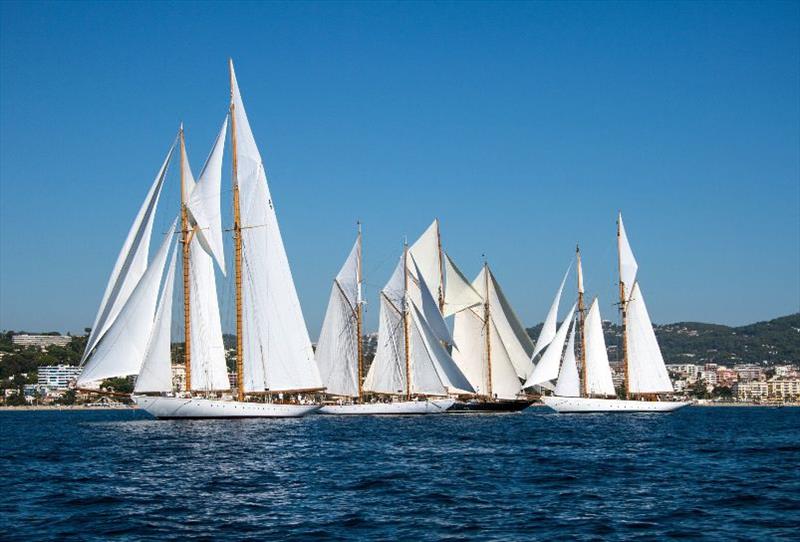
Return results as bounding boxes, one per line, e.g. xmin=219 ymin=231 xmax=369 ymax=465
xmin=2 ymin=313 xmax=798 ymax=408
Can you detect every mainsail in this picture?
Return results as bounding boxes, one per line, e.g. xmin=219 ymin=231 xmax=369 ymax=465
xmin=531 ymin=264 xmax=571 ymax=362
xmin=78 ymin=220 xmax=177 ymax=386
xmin=134 ymin=243 xmax=178 ymax=394
xmin=408 ymin=220 xmax=443 ymax=307
xmin=82 ymin=142 xmax=175 ymax=363
xmin=316 ymin=236 xmax=361 ymax=397
xmin=626 ymin=282 xmax=673 ymax=394
xmin=183 ymin=127 xmax=229 ymax=392
xmin=230 ymin=61 xmax=322 ymax=393
xmin=554 ymin=319 xmax=580 ymax=397
xmin=618 ymin=213 xmax=638 ymax=302
xmin=524 ymin=303 xmax=576 ymax=388
xmin=583 ymin=298 xmax=616 ymax=396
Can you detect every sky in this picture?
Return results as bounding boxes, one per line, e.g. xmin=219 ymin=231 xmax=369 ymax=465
xmin=1 ymin=1 xmax=798 ymax=338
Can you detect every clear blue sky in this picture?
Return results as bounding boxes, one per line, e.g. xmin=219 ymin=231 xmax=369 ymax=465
xmin=1 ymin=1 xmax=798 ymax=337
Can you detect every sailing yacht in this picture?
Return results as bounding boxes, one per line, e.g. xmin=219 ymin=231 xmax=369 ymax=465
xmin=77 ymin=60 xmax=323 ymax=418
xmin=532 ymin=216 xmax=690 ymax=413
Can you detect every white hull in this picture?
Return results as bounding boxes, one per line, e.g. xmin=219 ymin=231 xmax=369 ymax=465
xmin=133 ymin=395 xmax=321 ymax=419
xmin=541 ymin=395 xmax=691 ymax=413
xmin=319 ymin=399 xmax=454 ymax=416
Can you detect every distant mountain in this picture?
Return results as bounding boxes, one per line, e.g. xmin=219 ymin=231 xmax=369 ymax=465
xmin=525 ymin=313 xmax=800 ymax=366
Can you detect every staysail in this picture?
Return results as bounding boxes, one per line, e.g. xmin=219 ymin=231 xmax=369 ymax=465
xmin=626 ymin=282 xmax=673 ymax=394
xmin=134 ymin=243 xmax=178 ymax=393
xmin=82 ymin=142 xmax=175 ymax=363
xmin=583 ymin=298 xmax=616 ymax=396
xmin=531 ymin=264 xmax=571 ymax=362
xmin=230 ymin=61 xmax=322 ymax=393
xmin=554 ymin=319 xmax=580 ymax=397
xmin=78 ymin=220 xmax=177 ymax=386
xmin=442 ymin=253 xmax=482 ymax=317
xmin=408 ymin=220 xmax=443 ymax=306
xmin=524 ymin=303 xmax=576 ymax=388
xmin=316 ymin=237 xmax=361 ymax=397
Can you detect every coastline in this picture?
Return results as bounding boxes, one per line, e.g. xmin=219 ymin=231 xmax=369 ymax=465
xmin=0 ymin=405 xmax=138 ymax=411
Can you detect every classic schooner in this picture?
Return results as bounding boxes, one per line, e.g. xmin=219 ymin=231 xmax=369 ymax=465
xmin=533 ymin=215 xmax=690 ymax=413
xmin=77 ymin=60 xmax=324 ymax=418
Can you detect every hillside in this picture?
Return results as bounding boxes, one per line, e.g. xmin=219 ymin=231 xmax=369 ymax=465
xmin=526 ymin=313 xmax=800 ymax=366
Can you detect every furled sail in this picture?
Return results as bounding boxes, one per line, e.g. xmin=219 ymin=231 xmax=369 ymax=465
xmin=82 ymin=142 xmax=175 ymax=363
xmin=230 ymin=61 xmax=322 ymax=392
xmin=618 ymin=213 xmax=638 ymax=302
xmin=134 ymin=243 xmax=178 ymax=394
xmin=626 ymin=282 xmax=673 ymax=394
xmin=583 ymin=298 xmax=616 ymax=396
xmin=316 ymin=237 xmax=361 ymax=397
xmin=182 ymin=139 xmax=229 ymax=392
xmin=408 ymin=220 xmax=442 ymax=306
xmin=554 ymin=319 xmax=580 ymax=397
xmin=531 ymin=264 xmax=571 ymax=362
xmin=78 ymin=221 xmax=177 ymax=386
xmin=524 ymin=303 xmax=576 ymax=388
xmin=442 ymin=254 xmax=482 ymax=317
xmin=186 ymin=118 xmax=228 ymax=274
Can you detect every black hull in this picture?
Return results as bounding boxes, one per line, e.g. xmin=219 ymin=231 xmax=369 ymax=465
xmin=448 ymin=399 xmax=534 ymax=413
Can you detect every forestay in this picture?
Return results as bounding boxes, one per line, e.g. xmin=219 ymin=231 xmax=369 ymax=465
xmin=83 ymin=142 xmax=174 ymax=363
xmin=554 ymin=319 xmax=580 ymax=397
xmin=79 ymin=221 xmax=177 ymax=386
xmin=626 ymin=282 xmax=673 ymax=394
xmin=230 ymin=61 xmax=322 ymax=393
xmin=134 ymin=244 xmax=178 ymax=394
xmin=583 ymin=298 xmax=616 ymax=397
xmin=316 ymin=238 xmax=360 ymax=397
xmin=524 ymin=303 xmax=576 ymax=388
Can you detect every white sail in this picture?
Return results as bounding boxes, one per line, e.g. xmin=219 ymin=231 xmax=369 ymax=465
xmin=83 ymin=142 xmax=174 ymax=363
xmin=187 ymin=118 xmax=228 ymax=274
xmin=363 ymin=294 xmax=406 ymax=395
xmin=531 ymin=264 xmax=571 ymax=362
xmin=134 ymin=243 xmax=178 ymax=394
xmin=78 ymin=221 xmax=177 ymax=386
xmin=316 ymin=238 xmax=360 ymax=397
xmin=554 ymin=319 xmax=580 ymax=397
xmin=485 ymin=268 xmax=535 ymax=379
xmin=230 ymin=61 xmax=322 ymax=393
xmin=618 ymin=213 xmax=638 ymax=301
xmin=451 ymin=306 xmax=488 ymax=394
xmin=410 ymin=256 xmax=453 ymax=346
xmin=411 ymin=303 xmax=474 ymax=394
xmin=626 ymin=282 xmax=673 ymax=394
xmin=407 ymin=306 xmax=446 ymax=396
xmin=584 ymin=298 xmax=616 ymax=397
xmin=524 ymin=303 xmax=576 ymax=388
xmin=409 ymin=220 xmax=442 ymax=306
xmin=442 ymin=254 xmax=482 ymax=317
xmin=487 ymin=318 xmax=524 ymax=400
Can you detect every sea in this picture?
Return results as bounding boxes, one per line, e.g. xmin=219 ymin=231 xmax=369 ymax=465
xmin=1 ymin=406 xmax=798 ymax=541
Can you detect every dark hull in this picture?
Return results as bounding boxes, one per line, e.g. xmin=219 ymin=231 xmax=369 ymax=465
xmin=448 ymin=399 xmax=534 ymax=413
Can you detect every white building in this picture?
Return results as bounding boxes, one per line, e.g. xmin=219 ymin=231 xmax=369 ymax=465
xmin=38 ymin=365 xmax=82 ymax=390
xmin=12 ymin=334 xmax=72 ymax=349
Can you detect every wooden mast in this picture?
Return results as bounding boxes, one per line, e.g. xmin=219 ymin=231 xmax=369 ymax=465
xmin=483 ymin=262 xmax=493 ymax=400
xmin=403 ymin=240 xmax=412 ymax=401
xmin=180 ymin=125 xmax=192 ymax=392
xmin=617 ymin=215 xmax=630 ymax=400
xmin=230 ymin=60 xmax=245 ymax=402
xmin=435 ymin=218 xmax=445 ymax=313
xmin=576 ymin=244 xmax=587 ymax=398
xmin=356 ymin=222 xmax=364 ymax=402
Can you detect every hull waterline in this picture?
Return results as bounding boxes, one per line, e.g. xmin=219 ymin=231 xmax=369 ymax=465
xmin=134 ymin=396 xmax=321 ymax=419
xmin=541 ymin=395 xmax=691 ymax=413
xmin=448 ymin=399 xmax=534 ymax=413
xmin=319 ymin=399 xmax=454 ymax=415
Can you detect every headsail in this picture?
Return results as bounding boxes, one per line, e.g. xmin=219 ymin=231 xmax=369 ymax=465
xmin=583 ymin=298 xmax=616 ymax=396
xmin=78 ymin=220 xmax=177 ymax=386
xmin=410 ymin=256 xmax=453 ymax=346
xmin=82 ymin=141 xmax=175 ymax=363
xmin=316 ymin=237 xmax=361 ymax=397
xmin=408 ymin=220 xmax=443 ymax=307
xmin=554 ymin=319 xmax=580 ymax=397
xmin=531 ymin=263 xmax=571 ymax=362
xmin=618 ymin=213 xmax=638 ymax=302
xmin=626 ymin=282 xmax=673 ymax=394
xmin=442 ymin=253 xmax=482 ymax=317
xmin=486 ymin=269 xmax=535 ymax=379
xmin=230 ymin=61 xmax=322 ymax=393
xmin=524 ymin=303 xmax=576 ymax=388
xmin=134 ymin=243 xmax=178 ymax=394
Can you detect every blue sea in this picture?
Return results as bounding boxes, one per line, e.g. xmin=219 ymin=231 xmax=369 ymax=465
xmin=1 ymin=407 xmax=799 ymax=541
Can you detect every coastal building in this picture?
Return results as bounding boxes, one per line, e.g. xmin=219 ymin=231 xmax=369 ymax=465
xmin=38 ymin=365 xmax=82 ymax=390
xmin=716 ymin=368 xmax=738 ymax=387
xmin=171 ymin=364 xmax=186 ymax=392
xmin=12 ymin=334 xmax=72 ymax=349
xmin=734 ymin=364 xmax=764 ymax=382
xmin=666 ymin=364 xmax=699 ymax=382
xmin=734 ymin=378 xmax=800 ymax=403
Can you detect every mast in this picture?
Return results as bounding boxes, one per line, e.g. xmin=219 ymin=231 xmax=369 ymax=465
xmin=403 ymin=240 xmax=412 ymax=400
xmin=180 ymin=125 xmax=192 ymax=392
xmin=617 ymin=215 xmax=630 ymax=399
xmin=356 ymin=222 xmax=364 ymax=402
xmin=435 ymin=218 xmax=445 ymax=312
xmin=484 ymin=262 xmax=493 ymax=399
xmin=576 ymin=244 xmax=587 ymax=397
xmin=230 ymin=60 xmax=245 ymax=402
